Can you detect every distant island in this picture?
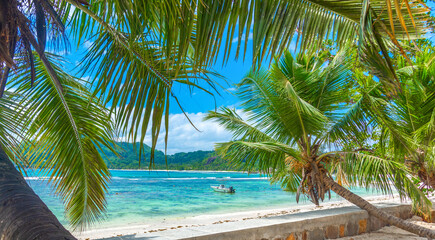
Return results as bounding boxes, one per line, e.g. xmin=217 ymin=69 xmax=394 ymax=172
xmin=100 ymin=142 xmax=248 ymax=171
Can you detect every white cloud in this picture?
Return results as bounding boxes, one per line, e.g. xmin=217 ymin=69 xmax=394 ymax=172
xmin=146 ymin=112 xmax=232 ymax=154
xmin=232 ymin=32 xmax=253 ymax=43
xmin=83 ymin=40 xmax=94 ymax=49
xmin=81 ymin=76 xmax=91 ymax=82
xmin=67 ymin=5 xmax=77 ymax=21
xmin=117 ymin=110 xmax=246 ymax=154
xmin=47 ymin=49 xmax=68 ymax=56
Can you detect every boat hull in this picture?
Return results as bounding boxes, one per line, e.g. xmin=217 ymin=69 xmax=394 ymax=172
xmin=211 ymin=186 xmax=235 ymax=193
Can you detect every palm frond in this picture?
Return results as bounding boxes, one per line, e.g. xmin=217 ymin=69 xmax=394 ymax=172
xmin=62 ymin=0 xmax=432 ymax=167
xmin=0 ymin=92 xmax=28 ymax=170
xmin=325 ymin=96 xmax=370 ymax=146
xmin=81 ymin=29 xmax=219 ymax=165
xmin=216 ymin=141 xmax=301 ymax=175
xmin=308 ymin=47 xmax=353 ymax=117
xmin=340 ymin=152 xmax=431 ymax=214
xmin=363 ymin=91 xmax=415 ymax=157
xmin=204 ymin=107 xmax=276 ymax=142
xmin=9 ymin=53 xmax=116 ymax=229
xmin=238 ymin=53 xmax=328 ymax=143
xmin=68 ymin=0 xmax=431 ymax=68
xmin=269 ymin=166 xmax=303 ymax=194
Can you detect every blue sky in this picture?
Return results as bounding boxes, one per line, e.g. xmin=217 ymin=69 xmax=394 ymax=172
xmin=58 ymin=28 xmax=280 ymax=154
xmin=56 ymin=6 xmax=434 ymax=154
xmin=60 ymin=31 xmax=259 ymax=114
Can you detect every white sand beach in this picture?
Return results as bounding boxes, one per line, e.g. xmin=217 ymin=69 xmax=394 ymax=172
xmin=74 ymin=195 xmax=416 ymax=240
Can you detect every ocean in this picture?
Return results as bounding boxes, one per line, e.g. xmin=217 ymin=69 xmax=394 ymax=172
xmin=26 ymin=170 xmax=381 ymax=230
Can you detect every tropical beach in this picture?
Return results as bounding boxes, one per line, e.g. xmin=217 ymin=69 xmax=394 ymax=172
xmin=75 ymin=195 xmax=411 ymax=239
xmin=2 ymin=0 xmax=435 ymax=240
xmin=27 ymin=170 xmax=370 ymax=224
xmin=26 ymin=169 xmax=432 ymax=239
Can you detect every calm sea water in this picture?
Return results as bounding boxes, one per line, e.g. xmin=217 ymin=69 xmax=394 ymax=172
xmin=25 ymin=170 xmax=380 ymax=230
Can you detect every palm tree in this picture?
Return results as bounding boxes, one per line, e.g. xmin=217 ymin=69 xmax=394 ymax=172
xmin=363 ymin=42 xmax=435 ymax=198
xmin=0 ymin=53 xmax=115 ymax=239
xmin=70 ymin=0 xmax=433 ymax=163
xmin=205 ymin=48 xmax=435 ymax=238
xmin=0 ymin=0 xmax=432 ymax=238
xmin=0 ymin=0 xmax=118 ymax=238
xmin=399 ymin=46 xmax=435 ymax=191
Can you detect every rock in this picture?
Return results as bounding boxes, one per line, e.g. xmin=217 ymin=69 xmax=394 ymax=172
xmin=347 ymin=221 xmax=358 ymax=236
xmin=286 ymin=233 xmax=297 ymax=240
xmin=339 ymin=224 xmax=345 ymax=237
xmin=325 ymin=225 xmax=339 ymax=239
xmin=358 ymin=219 xmax=367 ymax=234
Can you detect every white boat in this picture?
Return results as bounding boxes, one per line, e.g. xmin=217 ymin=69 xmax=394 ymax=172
xmin=211 ymin=184 xmax=235 ymax=193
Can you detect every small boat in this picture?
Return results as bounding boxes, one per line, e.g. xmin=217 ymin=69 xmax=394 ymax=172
xmin=211 ymin=184 xmax=235 ymax=193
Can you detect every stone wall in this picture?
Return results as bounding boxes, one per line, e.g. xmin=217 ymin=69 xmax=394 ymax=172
xmin=285 ymin=205 xmax=412 ymax=240
xmin=184 ymin=204 xmax=413 ymax=240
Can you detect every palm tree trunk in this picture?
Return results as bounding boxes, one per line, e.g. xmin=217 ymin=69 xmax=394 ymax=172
xmin=0 ymin=146 xmax=76 ymax=240
xmin=323 ymin=176 xmax=435 ymax=238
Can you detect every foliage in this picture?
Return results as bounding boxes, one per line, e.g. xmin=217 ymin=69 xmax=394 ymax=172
xmin=206 ymin=48 xmax=431 ymax=212
xmin=67 ymin=0 xmax=434 ymax=166
xmin=0 ymin=0 xmax=433 ymax=230
xmin=9 ymin=53 xmax=116 ymax=230
xmin=365 ymin=42 xmax=435 ymax=194
xmin=100 ymin=142 xmax=249 ymax=171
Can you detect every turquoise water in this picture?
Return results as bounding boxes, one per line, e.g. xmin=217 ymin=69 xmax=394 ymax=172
xmin=26 ymin=170 xmax=380 ymax=229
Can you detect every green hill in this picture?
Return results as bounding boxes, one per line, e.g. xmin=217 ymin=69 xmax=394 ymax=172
xmin=100 ymin=142 xmax=247 ymax=171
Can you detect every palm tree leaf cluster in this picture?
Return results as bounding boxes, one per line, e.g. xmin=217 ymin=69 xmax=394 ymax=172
xmin=0 ymin=0 xmax=433 ymax=232
xmin=365 ymin=42 xmax=435 ymax=198
xmin=206 ymin=47 xmax=435 ymax=237
xmin=206 ymin=46 xmax=429 ymax=213
xmin=65 ymin=0 xmax=433 ymax=167
xmin=0 ymin=0 xmax=91 ymax=97
xmin=71 ymin=0 xmax=431 ymax=66
xmin=9 ymin=53 xmax=116 ymax=229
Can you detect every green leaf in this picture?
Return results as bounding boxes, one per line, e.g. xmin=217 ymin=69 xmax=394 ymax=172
xmin=10 ymin=53 xmax=116 ymax=229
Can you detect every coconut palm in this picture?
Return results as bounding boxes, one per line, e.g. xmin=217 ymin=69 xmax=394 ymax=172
xmin=0 ymin=52 xmax=116 ymax=239
xmin=69 ymin=0 xmax=433 ymax=163
xmin=0 ymin=0 xmax=432 ymax=238
xmin=400 ymin=47 xmax=435 ymax=191
xmin=364 ymin=43 xmax=435 ymax=195
xmin=205 ymin=48 xmax=435 ymax=238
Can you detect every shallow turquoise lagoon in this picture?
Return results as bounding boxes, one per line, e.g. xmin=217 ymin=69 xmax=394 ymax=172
xmin=26 ymin=170 xmax=381 ymax=229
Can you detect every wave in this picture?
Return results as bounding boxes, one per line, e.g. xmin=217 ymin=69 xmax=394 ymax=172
xmin=24 ymin=176 xmax=62 ymax=180
xmin=24 ymin=177 xmax=40 ymax=180
xmin=163 ymin=177 xmax=201 ymax=180
xmin=156 ymin=177 xmax=268 ymax=181
xmin=26 ymin=176 xmax=268 ymax=181
xmin=229 ymin=177 xmax=268 ymax=180
xmin=112 ymin=177 xmax=141 ymax=181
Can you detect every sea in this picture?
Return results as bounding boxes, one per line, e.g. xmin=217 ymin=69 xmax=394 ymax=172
xmin=25 ymin=169 xmax=382 ymax=230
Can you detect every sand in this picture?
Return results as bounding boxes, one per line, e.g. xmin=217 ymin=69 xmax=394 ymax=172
xmin=338 ymin=215 xmax=435 ymax=240
xmin=73 ymin=195 xmax=416 ymax=240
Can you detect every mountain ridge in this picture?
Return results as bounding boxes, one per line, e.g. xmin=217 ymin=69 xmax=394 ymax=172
xmin=100 ymin=142 xmax=245 ymax=171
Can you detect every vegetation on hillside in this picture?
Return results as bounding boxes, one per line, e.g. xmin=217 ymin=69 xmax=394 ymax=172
xmin=101 ymin=142 xmax=249 ymax=171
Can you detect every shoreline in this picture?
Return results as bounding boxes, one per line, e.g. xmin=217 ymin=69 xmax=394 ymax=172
xmin=73 ymin=194 xmax=405 ymax=240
